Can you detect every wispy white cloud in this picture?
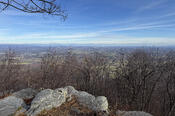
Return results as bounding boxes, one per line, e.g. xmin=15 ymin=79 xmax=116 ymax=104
xmin=1 ymin=33 xmax=175 ymax=46
xmin=160 ymin=12 xmax=175 ymax=18
xmin=98 ymin=23 xmax=175 ymax=33
xmin=136 ymin=0 xmax=166 ymax=13
xmin=0 ymin=0 xmax=175 ymax=45
xmin=1 ymin=19 xmax=175 ymax=43
xmin=0 ymin=28 xmax=10 ymax=36
xmin=0 ymin=32 xmax=99 ymax=41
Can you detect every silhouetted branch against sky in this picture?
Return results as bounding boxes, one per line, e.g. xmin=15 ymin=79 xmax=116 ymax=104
xmin=0 ymin=0 xmax=67 ymax=20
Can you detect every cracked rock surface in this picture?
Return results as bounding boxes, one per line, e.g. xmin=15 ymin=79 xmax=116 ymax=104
xmin=0 ymin=96 xmax=26 ymax=116
xmin=27 ymin=88 xmax=67 ymax=116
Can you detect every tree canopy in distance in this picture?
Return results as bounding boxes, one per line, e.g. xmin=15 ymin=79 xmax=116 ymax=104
xmin=0 ymin=0 xmax=67 ymax=20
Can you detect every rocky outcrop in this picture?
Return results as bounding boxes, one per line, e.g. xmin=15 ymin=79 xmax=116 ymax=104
xmin=116 ymin=110 xmax=153 ymax=116
xmin=27 ymin=88 xmax=68 ymax=116
xmin=65 ymin=86 xmax=108 ymax=112
xmin=26 ymin=86 xmax=108 ymax=116
xmin=0 ymin=96 xmax=26 ymax=116
xmin=0 ymin=86 xmax=153 ymax=116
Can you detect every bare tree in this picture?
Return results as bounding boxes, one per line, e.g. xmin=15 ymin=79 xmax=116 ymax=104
xmin=1 ymin=47 xmax=175 ymax=116
xmin=39 ymin=49 xmax=64 ymax=88
xmin=114 ymin=49 xmax=163 ymax=112
xmin=0 ymin=49 xmax=21 ymax=95
xmin=0 ymin=0 xmax=67 ymax=19
xmin=76 ymin=52 xmax=113 ymax=96
xmin=34 ymin=49 xmax=79 ymax=89
xmin=160 ymin=51 xmax=175 ymax=116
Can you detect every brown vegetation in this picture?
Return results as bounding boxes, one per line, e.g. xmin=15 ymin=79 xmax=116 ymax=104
xmin=37 ymin=96 xmax=94 ymax=116
xmin=0 ymin=48 xmax=175 ymax=116
xmin=16 ymin=96 xmax=115 ymax=116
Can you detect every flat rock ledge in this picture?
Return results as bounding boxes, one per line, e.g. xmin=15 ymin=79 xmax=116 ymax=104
xmin=0 ymin=86 xmax=153 ymax=116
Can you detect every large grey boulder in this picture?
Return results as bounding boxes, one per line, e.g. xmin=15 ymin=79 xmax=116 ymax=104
xmin=0 ymin=96 xmax=26 ymax=116
xmin=65 ymin=86 xmax=108 ymax=112
xmin=27 ymin=88 xmax=68 ymax=116
xmin=116 ymin=110 xmax=153 ymax=116
xmin=95 ymin=96 xmax=108 ymax=111
xmin=12 ymin=88 xmax=38 ymax=100
xmin=76 ymin=91 xmax=96 ymax=109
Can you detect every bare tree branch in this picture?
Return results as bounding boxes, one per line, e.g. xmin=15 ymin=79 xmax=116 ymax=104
xmin=0 ymin=0 xmax=67 ymax=20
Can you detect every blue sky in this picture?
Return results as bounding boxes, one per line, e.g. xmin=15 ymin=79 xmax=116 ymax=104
xmin=0 ymin=0 xmax=175 ymax=45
